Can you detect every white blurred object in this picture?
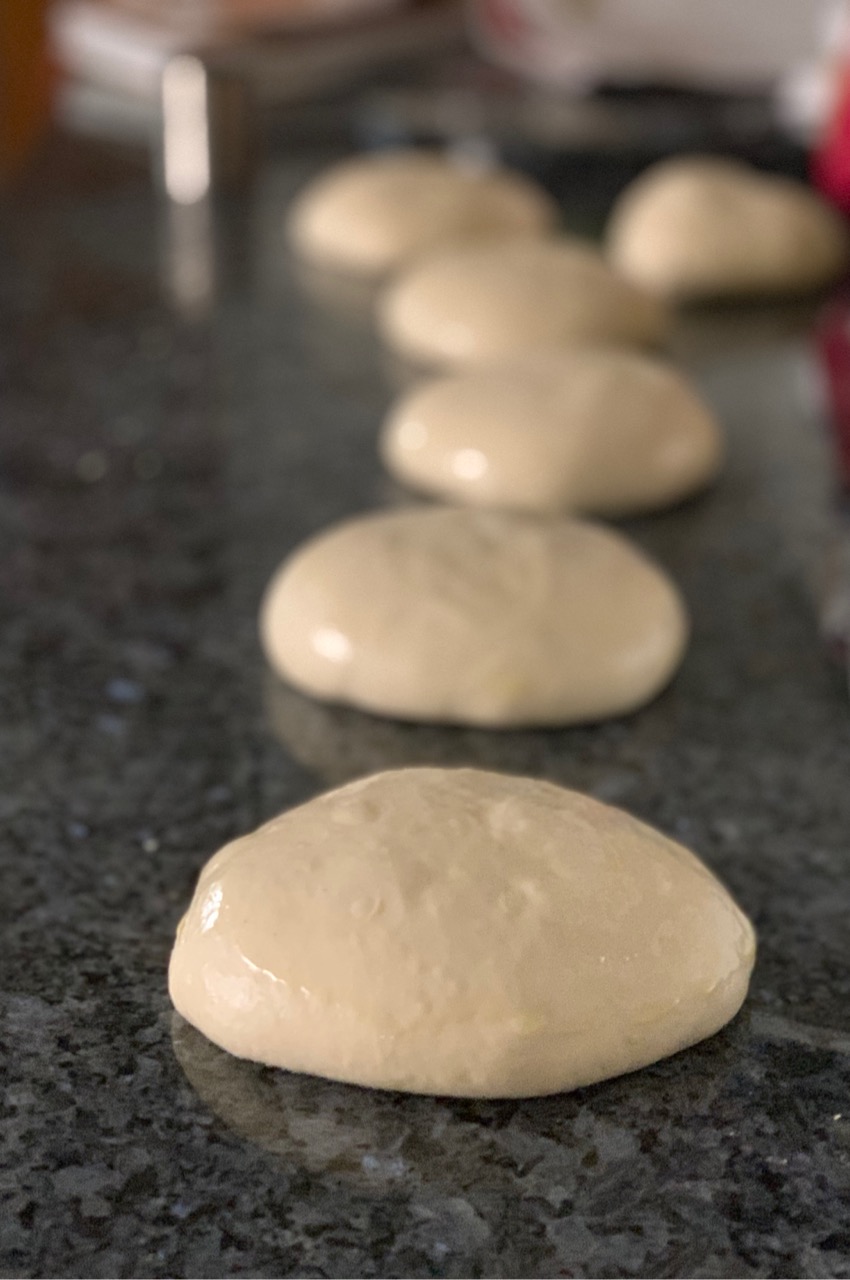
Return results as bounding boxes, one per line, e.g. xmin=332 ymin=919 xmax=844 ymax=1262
xmin=469 ymin=0 xmax=848 ymax=95
xmin=777 ymin=0 xmax=850 ymax=138
xmin=52 ymin=0 xmax=463 ymax=145
xmin=50 ymin=0 xmax=410 ymax=101
xmin=778 ymin=60 xmax=838 ymax=140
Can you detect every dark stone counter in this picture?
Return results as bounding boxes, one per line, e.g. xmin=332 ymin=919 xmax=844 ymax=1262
xmin=2 ymin=132 xmax=850 ymax=1279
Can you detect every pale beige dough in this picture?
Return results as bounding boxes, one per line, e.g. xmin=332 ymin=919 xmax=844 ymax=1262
xmin=169 ymin=766 xmax=756 ymax=1097
xmin=286 ymin=149 xmax=557 ymax=276
xmin=607 ymin=155 xmax=850 ymax=299
xmin=259 ymin=507 xmax=688 ymax=726
xmin=378 ymin=238 xmax=670 ymax=367
xmin=380 ymin=349 xmax=724 ymax=516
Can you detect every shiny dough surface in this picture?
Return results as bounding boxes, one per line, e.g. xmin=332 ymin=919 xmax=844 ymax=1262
xmin=380 ymin=349 xmax=724 ymax=516
xmin=286 ymin=150 xmax=557 ymax=276
xmin=607 ymin=155 xmax=849 ymax=298
xmin=378 ymin=238 xmax=670 ymax=366
xmin=169 ymin=767 xmax=756 ymax=1097
xmin=259 ymin=507 xmax=688 ymax=726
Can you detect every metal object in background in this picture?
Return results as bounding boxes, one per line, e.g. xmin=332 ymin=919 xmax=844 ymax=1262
xmin=158 ymin=51 xmax=254 ymax=316
xmin=160 ymin=52 xmax=253 ymax=201
xmin=55 ymin=2 xmax=465 ymax=150
xmin=152 ymin=4 xmax=464 ymax=313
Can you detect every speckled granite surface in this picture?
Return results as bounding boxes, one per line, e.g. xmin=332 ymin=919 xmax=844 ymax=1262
xmin=2 ymin=133 xmax=850 ymax=1280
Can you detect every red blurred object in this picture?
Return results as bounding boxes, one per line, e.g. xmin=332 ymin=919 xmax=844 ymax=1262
xmin=814 ymin=295 xmax=850 ymax=668
xmin=817 ymin=294 xmax=850 ymax=491
xmin=812 ymin=62 xmax=850 ymax=210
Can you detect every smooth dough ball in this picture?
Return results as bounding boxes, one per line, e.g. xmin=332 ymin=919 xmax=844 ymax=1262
xmin=286 ymin=150 xmax=557 ymax=276
xmin=259 ymin=508 xmax=688 ymax=726
xmin=380 ymin=349 xmax=724 ymax=516
xmin=378 ymin=238 xmax=670 ymax=367
xmin=169 ymin=766 xmax=756 ymax=1097
xmin=607 ymin=155 xmax=850 ymax=299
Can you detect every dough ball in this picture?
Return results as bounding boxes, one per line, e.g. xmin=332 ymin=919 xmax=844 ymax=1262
xmin=378 ymin=238 xmax=670 ymax=367
xmin=169 ymin=766 xmax=756 ymax=1097
xmin=380 ymin=349 xmax=724 ymax=516
xmin=607 ymin=155 xmax=850 ymax=299
xmin=286 ymin=150 xmax=557 ymax=276
xmin=259 ymin=507 xmax=688 ymax=726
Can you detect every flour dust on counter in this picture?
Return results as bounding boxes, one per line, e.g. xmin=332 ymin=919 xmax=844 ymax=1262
xmin=169 ymin=767 xmax=755 ymax=1097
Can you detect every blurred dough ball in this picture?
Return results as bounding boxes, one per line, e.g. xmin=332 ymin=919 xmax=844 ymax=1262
xmin=378 ymin=239 xmax=670 ymax=367
xmin=380 ymin=349 xmax=723 ymax=517
xmin=607 ymin=155 xmax=849 ymax=299
xmin=286 ymin=149 xmax=557 ymax=276
xmin=259 ymin=507 xmax=688 ymax=727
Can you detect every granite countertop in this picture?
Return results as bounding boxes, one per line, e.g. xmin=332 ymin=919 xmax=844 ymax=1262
xmin=2 ymin=128 xmax=850 ymax=1280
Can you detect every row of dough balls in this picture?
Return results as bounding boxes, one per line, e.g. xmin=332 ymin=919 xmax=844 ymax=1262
xmin=262 ymin=149 xmax=783 ymax=728
xmin=260 ymin=152 xmax=850 ymax=731
xmin=169 ymin=152 xmax=773 ymax=1099
xmin=288 ymin=147 xmax=849 ymax=302
xmin=287 ymin=146 xmax=846 ymax=523
xmin=261 ymin=359 xmax=696 ymax=721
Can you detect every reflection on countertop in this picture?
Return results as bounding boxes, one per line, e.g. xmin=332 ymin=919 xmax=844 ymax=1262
xmin=168 ymin=1006 xmax=850 ymax=1279
xmin=262 ymin=667 xmax=681 ymax=791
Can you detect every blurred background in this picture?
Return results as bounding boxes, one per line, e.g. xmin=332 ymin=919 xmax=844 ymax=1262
xmin=4 ymin=0 xmax=850 ymax=206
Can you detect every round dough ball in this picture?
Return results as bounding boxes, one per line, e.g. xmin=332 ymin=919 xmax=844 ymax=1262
xmin=169 ymin=766 xmax=756 ymax=1097
xmin=380 ymin=349 xmax=724 ymax=516
xmin=607 ymin=155 xmax=850 ymax=299
xmin=286 ymin=150 xmax=557 ymax=276
xmin=259 ymin=508 xmax=688 ymax=726
xmin=378 ymin=238 xmax=670 ymax=367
